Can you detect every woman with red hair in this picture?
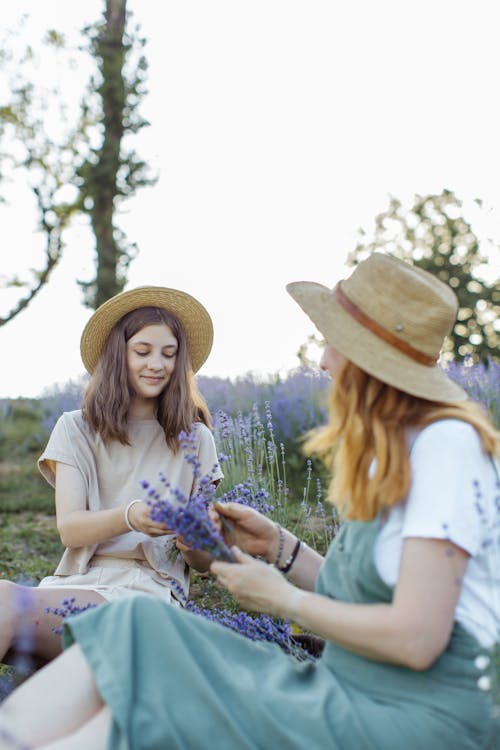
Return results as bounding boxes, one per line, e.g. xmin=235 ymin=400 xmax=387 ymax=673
xmin=1 ymin=255 xmax=498 ymax=749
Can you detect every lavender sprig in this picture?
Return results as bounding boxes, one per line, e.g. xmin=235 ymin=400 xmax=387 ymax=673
xmin=45 ymin=597 xmax=98 ymax=635
xmin=145 ymin=429 xmax=235 ymax=561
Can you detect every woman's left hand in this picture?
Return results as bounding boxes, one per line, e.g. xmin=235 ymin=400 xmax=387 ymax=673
xmin=175 ymin=535 xmax=191 ymax=553
xmin=210 ymin=547 xmax=297 ymax=618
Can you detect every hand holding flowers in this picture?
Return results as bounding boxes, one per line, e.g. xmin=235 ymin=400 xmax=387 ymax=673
xmin=211 ymin=501 xmax=278 ymax=560
xmin=211 ymin=547 xmax=303 ymax=619
xmin=126 ymin=500 xmax=172 ymax=536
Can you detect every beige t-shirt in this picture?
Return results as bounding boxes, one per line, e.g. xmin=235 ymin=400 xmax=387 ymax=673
xmin=38 ymin=410 xmax=223 ymax=595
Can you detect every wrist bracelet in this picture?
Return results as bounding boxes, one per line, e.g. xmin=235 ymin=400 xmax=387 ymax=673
xmin=125 ymin=499 xmax=142 ymax=531
xmin=272 ymin=524 xmax=285 ymax=567
xmin=278 ymin=538 xmax=302 ymax=574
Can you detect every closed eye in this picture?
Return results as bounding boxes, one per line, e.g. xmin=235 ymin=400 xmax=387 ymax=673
xmin=133 ymin=350 xmax=177 ymax=358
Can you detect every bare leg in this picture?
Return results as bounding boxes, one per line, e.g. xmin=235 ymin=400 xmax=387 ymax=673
xmin=39 ymin=706 xmax=111 ymax=750
xmin=0 ymin=581 xmax=105 ymax=662
xmin=0 ymin=643 xmax=104 ymax=748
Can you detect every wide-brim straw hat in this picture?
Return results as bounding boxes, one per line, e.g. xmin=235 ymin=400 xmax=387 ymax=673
xmin=286 ymin=253 xmax=467 ymax=403
xmin=80 ymin=286 xmax=213 ymax=374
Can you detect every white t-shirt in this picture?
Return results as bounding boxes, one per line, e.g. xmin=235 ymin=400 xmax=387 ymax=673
xmin=374 ymin=419 xmax=500 ymax=647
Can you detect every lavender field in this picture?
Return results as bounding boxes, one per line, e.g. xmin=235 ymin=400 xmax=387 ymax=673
xmin=1 ymin=359 xmax=499 ymax=520
xmin=0 ymin=358 xmax=498 ymax=548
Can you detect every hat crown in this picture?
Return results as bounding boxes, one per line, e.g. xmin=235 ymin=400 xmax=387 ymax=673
xmin=343 ymin=253 xmax=458 ymax=358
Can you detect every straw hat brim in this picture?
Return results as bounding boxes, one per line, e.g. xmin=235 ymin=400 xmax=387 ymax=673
xmin=80 ymin=286 xmax=214 ymax=374
xmin=286 ymin=281 xmax=467 ymax=403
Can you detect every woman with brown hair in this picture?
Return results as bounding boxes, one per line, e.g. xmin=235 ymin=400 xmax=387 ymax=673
xmin=0 ymin=286 xmax=222 ymax=665
xmin=0 ymin=255 xmax=498 ymax=749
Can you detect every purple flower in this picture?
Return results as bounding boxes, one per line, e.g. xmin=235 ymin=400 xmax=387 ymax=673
xmin=145 ymin=428 xmax=235 ymax=561
xmin=217 ymin=480 xmax=274 ymax=514
xmin=149 ymin=494 xmax=235 ymax=562
xmin=445 ymin=357 xmax=500 ymax=428
xmin=184 ymin=602 xmax=316 ymax=662
xmin=45 ymin=597 xmax=98 ymax=635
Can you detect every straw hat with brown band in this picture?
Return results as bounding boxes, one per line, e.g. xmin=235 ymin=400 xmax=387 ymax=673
xmin=286 ymin=252 xmax=467 ymax=404
xmin=80 ymin=286 xmax=214 ymax=375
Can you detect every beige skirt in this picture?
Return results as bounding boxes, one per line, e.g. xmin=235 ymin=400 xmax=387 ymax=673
xmin=38 ymin=555 xmax=181 ymax=606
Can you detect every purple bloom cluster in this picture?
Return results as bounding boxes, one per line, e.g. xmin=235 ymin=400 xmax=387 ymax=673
xmin=184 ymin=602 xmax=316 ymax=662
xmin=217 ymin=480 xmax=274 ymax=514
xmin=199 ymin=366 xmax=330 ymax=445
xmin=6 ymin=581 xmax=39 ymax=680
xmin=445 ymin=357 xmax=500 ymax=428
xmin=45 ymin=597 xmax=98 ymax=635
xmin=149 ymin=493 xmax=236 ymax=562
xmin=145 ymin=430 xmax=235 ymax=562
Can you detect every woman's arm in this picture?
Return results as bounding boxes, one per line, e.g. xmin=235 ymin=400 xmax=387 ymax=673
xmin=214 ymin=502 xmax=324 ymax=590
xmin=212 ymin=537 xmax=469 ymax=671
xmin=55 ymin=462 xmax=169 ymax=548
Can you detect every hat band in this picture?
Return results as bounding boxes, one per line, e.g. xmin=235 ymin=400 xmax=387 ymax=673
xmin=334 ymin=283 xmax=436 ymax=367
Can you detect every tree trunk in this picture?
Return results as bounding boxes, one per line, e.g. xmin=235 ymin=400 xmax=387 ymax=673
xmin=90 ymin=0 xmax=127 ymax=308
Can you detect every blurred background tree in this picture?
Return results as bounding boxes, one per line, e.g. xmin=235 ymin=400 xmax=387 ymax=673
xmin=347 ymin=189 xmax=500 ymax=361
xmin=0 ymin=0 xmax=155 ymax=324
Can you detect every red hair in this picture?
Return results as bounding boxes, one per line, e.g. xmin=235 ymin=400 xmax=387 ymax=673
xmin=304 ymin=360 xmax=500 ymax=521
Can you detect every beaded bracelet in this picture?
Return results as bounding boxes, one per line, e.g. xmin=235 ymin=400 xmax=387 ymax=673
xmin=277 ymin=537 xmax=302 ymax=574
xmin=272 ymin=523 xmax=285 ymax=567
xmin=124 ymin=499 xmax=142 ymax=531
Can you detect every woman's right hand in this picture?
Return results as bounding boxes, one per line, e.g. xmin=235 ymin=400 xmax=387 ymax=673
xmin=127 ymin=501 xmax=171 ymax=537
xmin=211 ymin=502 xmax=279 ymax=561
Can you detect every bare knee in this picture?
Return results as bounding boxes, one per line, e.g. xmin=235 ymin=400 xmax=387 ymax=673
xmin=0 ymin=580 xmax=22 ymax=656
xmin=0 ymin=580 xmax=19 ymax=618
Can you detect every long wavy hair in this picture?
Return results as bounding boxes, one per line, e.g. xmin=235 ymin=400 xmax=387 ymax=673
xmin=82 ymin=307 xmax=212 ymax=450
xmin=304 ymin=360 xmax=500 ymax=521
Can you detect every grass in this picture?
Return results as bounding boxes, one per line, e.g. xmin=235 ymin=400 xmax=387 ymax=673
xmin=0 ymin=512 xmax=62 ymax=582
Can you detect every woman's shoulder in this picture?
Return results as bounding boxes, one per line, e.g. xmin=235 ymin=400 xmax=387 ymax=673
xmin=60 ymin=408 xmax=84 ymax=420
xmin=57 ymin=409 xmax=85 ymax=428
xmin=412 ymin=418 xmax=482 ymax=452
xmin=52 ymin=410 xmax=95 ymax=440
xmin=409 ymin=418 xmax=496 ymax=486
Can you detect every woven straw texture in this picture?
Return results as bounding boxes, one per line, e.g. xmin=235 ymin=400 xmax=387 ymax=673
xmin=80 ymin=286 xmax=213 ymax=374
xmin=287 ymin=253 xmax=466 ymax=403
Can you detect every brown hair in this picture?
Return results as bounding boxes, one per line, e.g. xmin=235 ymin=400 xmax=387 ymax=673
xmin=82 ymin=307 xmax=212 ymax=450
xmin=304 ymin=360 xmax=500 ymax=521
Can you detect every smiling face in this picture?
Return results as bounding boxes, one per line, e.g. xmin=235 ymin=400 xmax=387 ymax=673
xmin=126 ymin=323 xmax=178 ymax=410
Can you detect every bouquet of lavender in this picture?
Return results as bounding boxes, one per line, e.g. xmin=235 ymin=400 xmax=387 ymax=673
xmin=148 ymin=492 xmax=236 ymax=562
xmin=144 ymin=430 xmax=236 ymax=562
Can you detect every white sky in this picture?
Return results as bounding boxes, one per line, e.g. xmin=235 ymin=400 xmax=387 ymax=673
xmin=1 ymin=0 xmax=499 ymax=398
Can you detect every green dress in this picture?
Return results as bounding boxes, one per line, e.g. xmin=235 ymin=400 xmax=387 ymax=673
xmin=64 ymin=518 xmax=498 ymax=749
